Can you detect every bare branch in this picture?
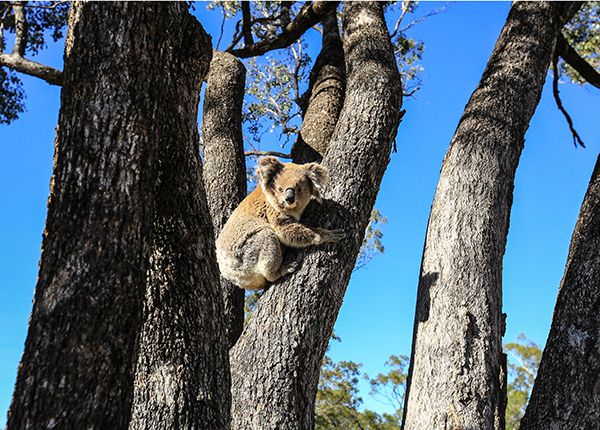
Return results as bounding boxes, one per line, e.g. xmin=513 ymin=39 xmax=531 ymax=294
xmin=244 ymin=150 xmax=292 ymax=159
xmin=215 ymin=4 xmax=226 ymax=50
xmin=12 ymin=1 xmax=26 ymax=56
xmin=556 ymin=33 xmax=600 ymax=90
xmin=229 ymin=1 xmax=338 ymax=59
xmin=398 ymin=2 xmax=449 ymax=34
xmin=0 ymin=53 xmax=63 ymax=85
xmin=9 ymin=1 xmax=69 ymax=10
xmin=389 ymin=0 xmax=412 ymax=39
xmin=552 ymin=53 xmax=585 ymax=148
xmin=0 ymin=1 xmax=63 ymax=85
xmin=241 ymin=1 xmax=254 ymax=47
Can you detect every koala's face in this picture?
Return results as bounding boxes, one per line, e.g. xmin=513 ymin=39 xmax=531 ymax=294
xmin=257 ymin=157 xmax=330 ymax=218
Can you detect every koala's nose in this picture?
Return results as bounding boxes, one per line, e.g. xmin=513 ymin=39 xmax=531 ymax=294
xmin=285 ymin=188 xmax=295 ymax=203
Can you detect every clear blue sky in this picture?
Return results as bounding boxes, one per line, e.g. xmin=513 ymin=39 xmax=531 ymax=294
xmin=1 ymin=1 xmax=598 ymax=419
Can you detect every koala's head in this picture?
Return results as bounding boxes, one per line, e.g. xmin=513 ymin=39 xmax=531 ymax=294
xmin=257 ymin=156 xmax=329 ymax=218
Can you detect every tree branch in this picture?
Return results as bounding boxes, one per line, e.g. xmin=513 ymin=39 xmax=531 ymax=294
xmin=244 ymin=150 xmax=292 ymax=159
xmin=241 ymin=1 xmax=254 ymax=47
xmin=0 ymin=53 xmax=63 ymax=85
xmin=556 ymin=33 xmax=600 ymax=90
xmin=11 ymin=1 xmax=26 ymax=56
xmin=229 ymin=1 xmax=338 ymax=59
xmin=0 ymin=1 xmax=63 ymax=85
xmin=552 ymin=52 xmax=585 ymax=148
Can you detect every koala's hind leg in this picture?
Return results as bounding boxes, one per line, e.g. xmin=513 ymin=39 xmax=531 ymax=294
xmin=255 ymin=231 xmax=296 ymax=283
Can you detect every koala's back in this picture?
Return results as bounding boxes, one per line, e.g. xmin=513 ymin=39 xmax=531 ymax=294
xmin=216 ymin=187 xmax=280 ymax=289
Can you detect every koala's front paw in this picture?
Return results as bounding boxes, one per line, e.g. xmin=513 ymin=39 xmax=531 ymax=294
xmin=316 ymin=228 xmax=347 ymax=244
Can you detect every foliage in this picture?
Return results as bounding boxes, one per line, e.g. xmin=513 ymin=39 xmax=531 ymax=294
xmin=0 ymin=66 xmax=24 ymax=123
xmin=0 ymin=1 xmax=69 ymax=124
xmin=204 ymin=1 xmax=434 ymax=152
xmin=504 ymin=334 xmax=543 ymax=430
xmin=315 ymin=341 xmax=408 ymax=430
xmin=561 ymin=2 xmax=599 ymax=84
xmin=356 ymin=209 xmax=388 ymax=270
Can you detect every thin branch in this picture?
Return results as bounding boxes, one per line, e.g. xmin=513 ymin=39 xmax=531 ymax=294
xmin=244 ymin=150 xmax=293 ymax=159
xmin=398 ymin=2 xmax=449 ymax=34
xmin=403 ymin=86 xmax=420 ymax=97
xmin=0 ymin=6 xmax=10 ymax=52
xmin=0 ymin=53 xmax=63 ymax=85
xmin=290 ymin=41 xmax=302 ymax=102
xmin=241 ymin=1 xmax=254 ymax=47
xmin=556 ymin=33 xmax=600 ymax=90
xmin=389 ymin=0 xmax=412 ymax=39
xmin=552 ymin=53 xmax=585 ymax=148
xmin=229 ymin=1 xmax=338 ymax=59
xmin=215 ymin=4 xmax=226 ymax=50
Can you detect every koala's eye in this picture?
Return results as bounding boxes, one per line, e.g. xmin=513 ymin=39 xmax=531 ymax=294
xmin=277 ymin=187 xmax=283 ymax=193
xmin=297 ymin=187 xmax=303 ymax=193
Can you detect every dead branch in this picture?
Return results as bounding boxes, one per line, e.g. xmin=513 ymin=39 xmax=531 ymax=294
xmin=552 ymin=53 xmax=585 ymax=148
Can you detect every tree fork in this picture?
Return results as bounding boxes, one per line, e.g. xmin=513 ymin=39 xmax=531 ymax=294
xmin=229 ymin=3 xmax=402 ymax=429
xmin=402 ymin=3 xmax=581 ymax=430
xmin=202 ymin=51 xmax=248 ymax=350
xmin=520 ymin=155 xmax=600 ymax=430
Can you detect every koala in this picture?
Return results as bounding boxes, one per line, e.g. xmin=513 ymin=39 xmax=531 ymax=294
xmin=216 ymin=156 xmax=345 ymax=290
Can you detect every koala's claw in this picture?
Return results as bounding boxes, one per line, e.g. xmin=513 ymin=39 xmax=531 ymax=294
xmin=323 ymin=228 xmax=347 ymax=243
xmin=281 ymin=261 xmax=299 ymax=275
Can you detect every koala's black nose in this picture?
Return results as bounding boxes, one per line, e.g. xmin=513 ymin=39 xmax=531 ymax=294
xmin=285 ymin=188 xmax=295 ymax=203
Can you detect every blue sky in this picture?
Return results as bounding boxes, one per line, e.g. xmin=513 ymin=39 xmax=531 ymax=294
xmin=1 ymin=1 xmax=599 ymax=418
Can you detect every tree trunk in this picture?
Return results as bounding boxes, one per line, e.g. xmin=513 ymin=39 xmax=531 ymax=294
xmin=7 ymin=3 xmax=229 ymax=429
xmin=519 ymin=155 xmax=600 ymax=430
xmin=402 ymin=3 xmax=579 ymax=430
xmin=291 ymin=10 xmax=345 ymax=164
xmin=201 ymin=51 xmax=247 ymax=349
xmin=229 ymin=3 xmax=402 ymax=429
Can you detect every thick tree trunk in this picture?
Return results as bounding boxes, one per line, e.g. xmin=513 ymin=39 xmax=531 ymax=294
xmin=519 ymin=155 xmax=600 ymax=430
xmin=291 ymin=10 xmax=345 ymax=164
xmin=201 ymin=51 xmax=247 ymax=349
xmin=7 ymin=3 xmax=229 ymax=429
xmin=402 ymin=3 xmax=578 ymax=430
xmin=229 ymin=3 xmax=402 ymax=429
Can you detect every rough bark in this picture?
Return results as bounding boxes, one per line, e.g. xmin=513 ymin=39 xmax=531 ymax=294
xmin=229 ymin=3 xmax=402 ymax=429
xmin=7 ymin=3 xmax=229 ymax=430
xmin=402 ymin=3 xmax=579 ymax=430
xmin=291 ymin=10 xmax=345 ymax=164
xmin=520 ymin=155 xmax=600 ymax=430
xmin=202 ymin=51 xmax=247 ymax=349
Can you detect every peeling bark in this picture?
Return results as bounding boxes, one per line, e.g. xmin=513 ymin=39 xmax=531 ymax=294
xmin=520 ymin=155 xmax=600 ymax=430
xmin=291 ymin=10 xmax=345 ymax=164
xmin=202 ymin=51 xmax=247 ymax=349
xmin=7 ymin=3 xmax=229 ymax=429
xmin=229 ymin=3 xmax=402 ymax=429
xmin=402 ymin=3 xmax=579 ymax=430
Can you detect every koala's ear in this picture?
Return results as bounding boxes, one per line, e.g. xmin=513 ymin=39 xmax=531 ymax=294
xmin=257 ymin=156 xmax=284 ymax=187
xmin=305 ymin=162 xmax=330 ymax=203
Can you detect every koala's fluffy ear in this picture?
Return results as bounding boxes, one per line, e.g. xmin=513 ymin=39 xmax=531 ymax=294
xmin=305 ymin=162 xmax=330 ymax=203
xmin=257 ymin=156 xmax=284 ymax=187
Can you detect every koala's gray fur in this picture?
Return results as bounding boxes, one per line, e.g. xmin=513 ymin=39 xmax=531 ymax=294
xmin=215 ymin=156 xmax=345 ymax=290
